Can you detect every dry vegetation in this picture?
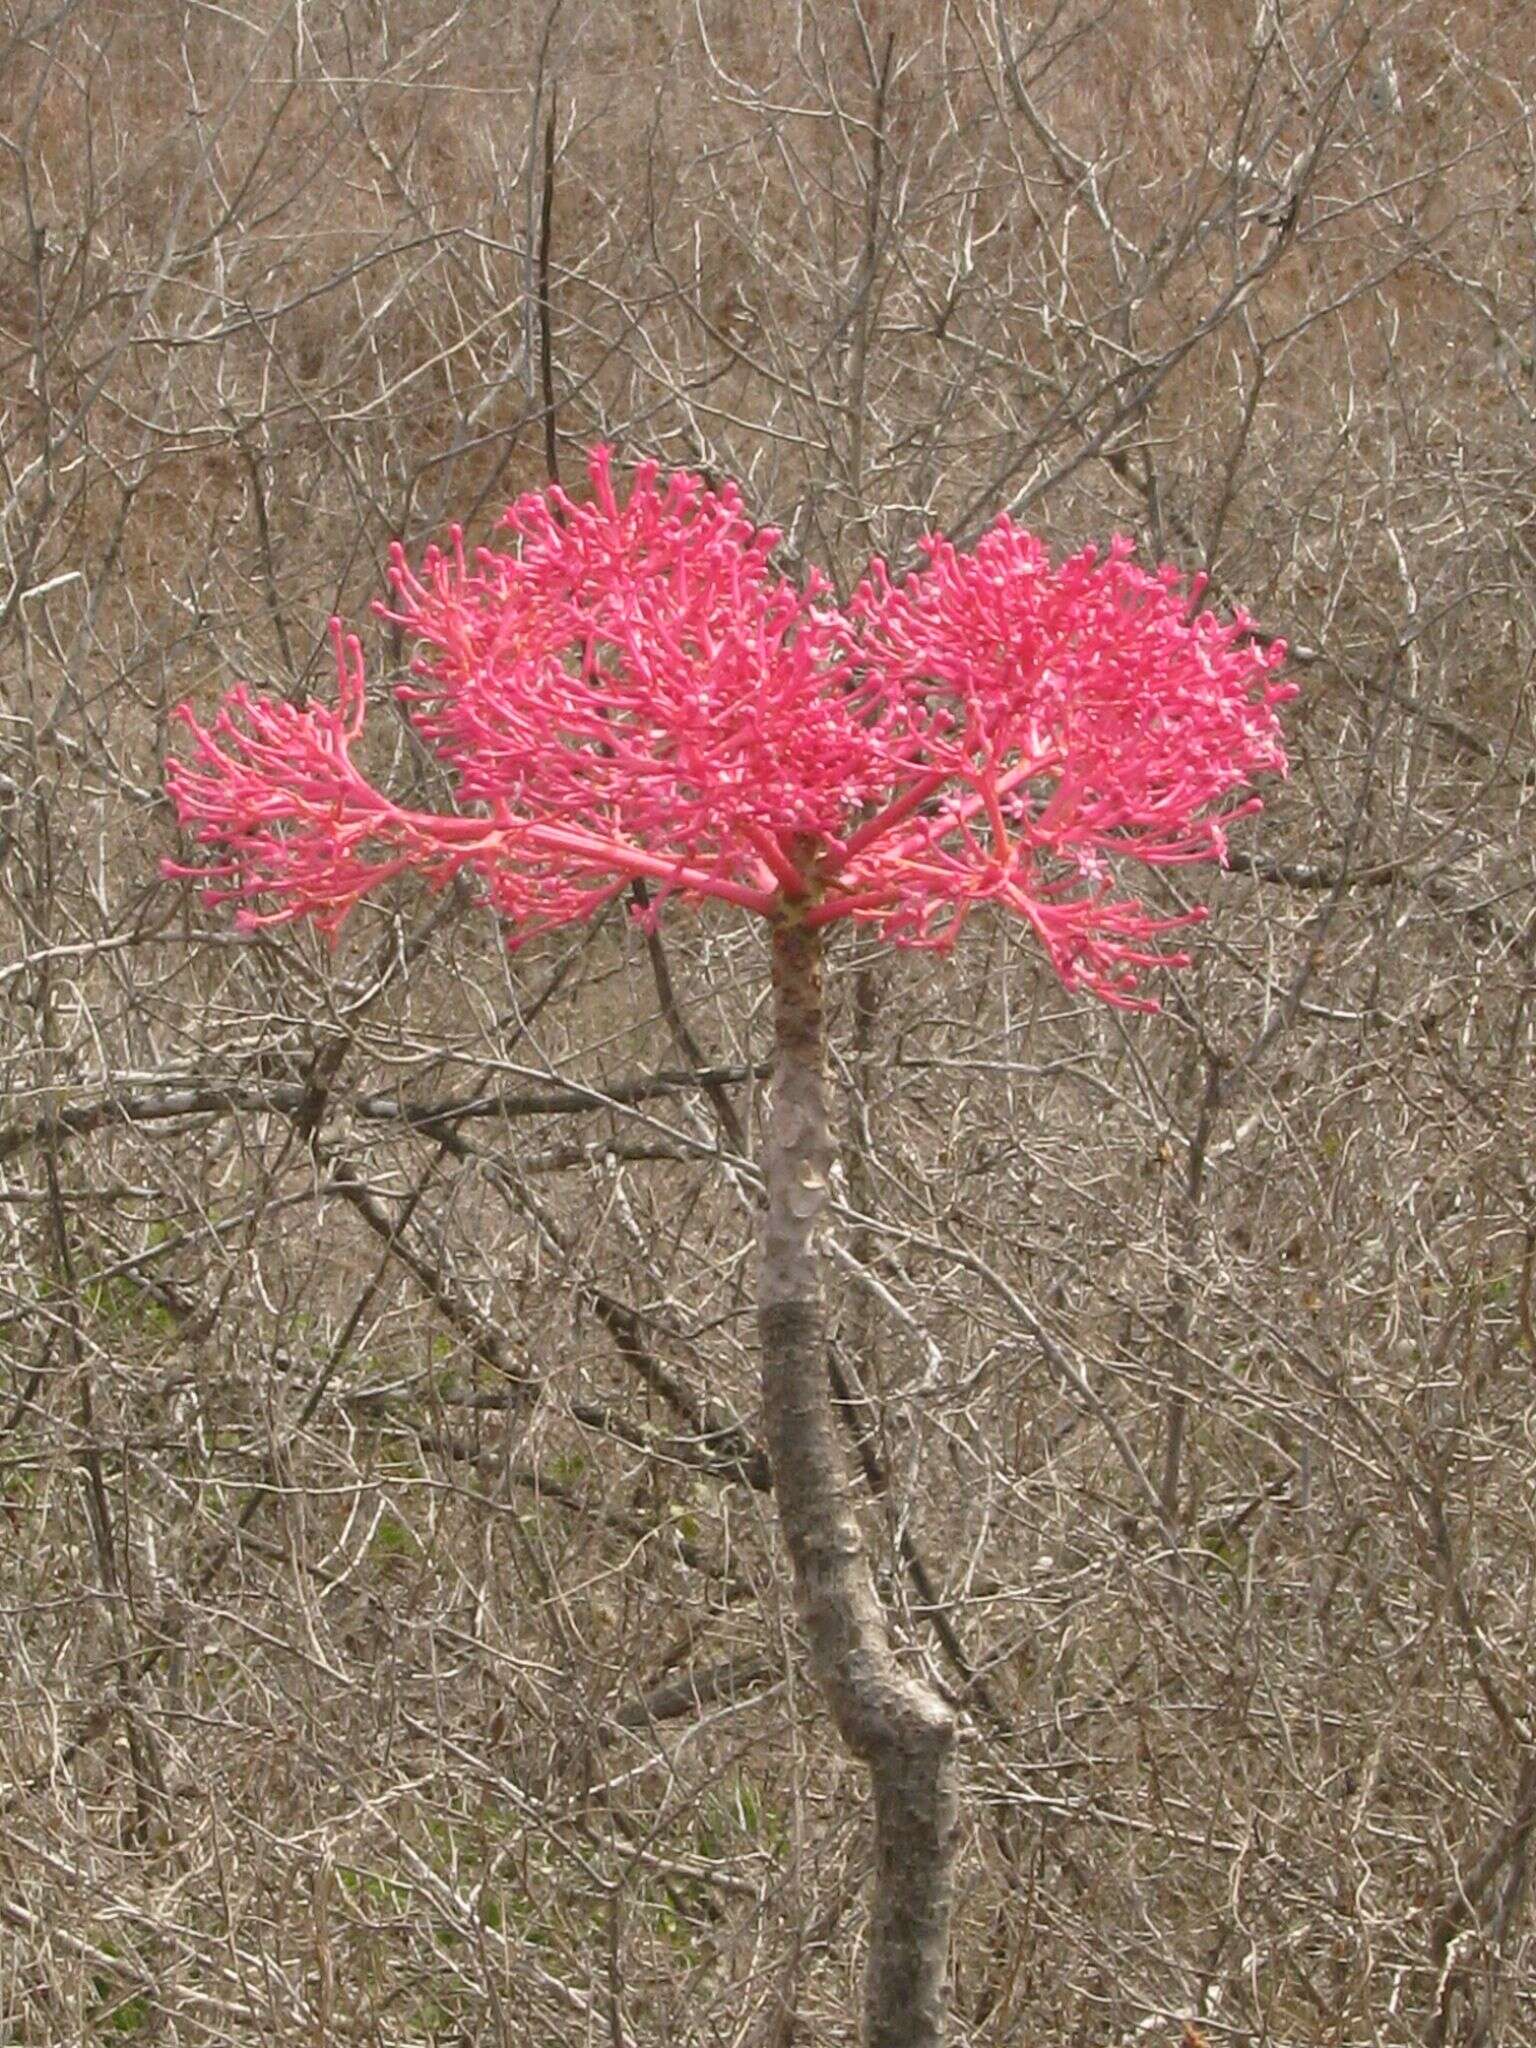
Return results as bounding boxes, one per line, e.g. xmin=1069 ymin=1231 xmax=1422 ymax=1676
xmin=1 ymin=0 xmax=1534 ymax=2041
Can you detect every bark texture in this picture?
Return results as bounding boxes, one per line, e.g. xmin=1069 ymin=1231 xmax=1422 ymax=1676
xmin=759 ymin=912 xmax=959 ymax=2048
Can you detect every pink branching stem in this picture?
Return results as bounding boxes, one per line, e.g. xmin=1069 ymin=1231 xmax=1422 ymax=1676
xmin=164 ymin=446 xmax=1294 ymax=1004
xmin=739 ymin=820 xmax=814 ymax=900
xmin=831 ymin=769 xmax=954 ymax=866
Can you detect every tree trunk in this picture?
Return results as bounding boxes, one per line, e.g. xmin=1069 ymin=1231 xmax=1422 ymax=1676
xmin=759 ymin=910 xmax=959 ymax=2048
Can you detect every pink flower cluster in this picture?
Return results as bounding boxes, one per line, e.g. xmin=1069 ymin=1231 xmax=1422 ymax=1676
xmin=165 ymin=448 xmax=1294 ymax=1003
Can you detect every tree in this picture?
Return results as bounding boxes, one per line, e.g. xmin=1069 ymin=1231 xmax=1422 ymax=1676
xmin=164 ymin=446 xmax=1292 ymax=2046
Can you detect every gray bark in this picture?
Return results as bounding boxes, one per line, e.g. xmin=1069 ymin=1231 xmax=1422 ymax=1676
xmin=759 ymin=910 xmax=959 ymax=2048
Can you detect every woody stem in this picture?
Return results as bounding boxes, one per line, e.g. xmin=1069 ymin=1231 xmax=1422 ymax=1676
xmin=759 ymin=911 xmax=959 ymax=2048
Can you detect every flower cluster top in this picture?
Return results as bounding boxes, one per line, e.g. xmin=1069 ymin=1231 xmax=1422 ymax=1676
xmin=165 ymin=447 xmax=1294 ymax=1004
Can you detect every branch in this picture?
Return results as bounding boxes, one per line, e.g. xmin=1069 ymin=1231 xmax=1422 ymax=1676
xmin=0 ymin=1063 xmax=766 ymax=1163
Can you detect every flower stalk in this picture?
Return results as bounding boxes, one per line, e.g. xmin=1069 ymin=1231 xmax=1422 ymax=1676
xmin=760 ymin=903 xmax=958 ymax=2048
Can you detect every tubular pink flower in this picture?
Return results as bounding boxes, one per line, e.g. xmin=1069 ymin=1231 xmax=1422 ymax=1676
xmin=163 ymin=449 xmax=1294 ymax=1003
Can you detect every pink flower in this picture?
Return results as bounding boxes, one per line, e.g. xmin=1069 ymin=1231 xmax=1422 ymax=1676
xmin=824 ymin=520 xmax=1294 ymax=994
xmin=164 ymin=448 xmax=1294 ymax=1004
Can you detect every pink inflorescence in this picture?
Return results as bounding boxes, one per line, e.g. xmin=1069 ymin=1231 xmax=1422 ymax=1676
xmin=164 ymin=446 xmax=1295 ymax=1004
